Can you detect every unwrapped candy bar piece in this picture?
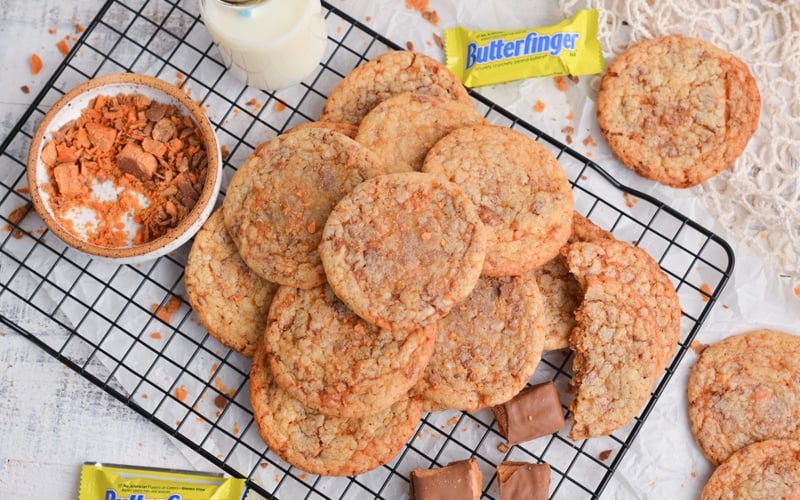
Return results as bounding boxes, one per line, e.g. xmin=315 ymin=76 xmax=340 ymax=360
xmin=492 ymin=381 xmax=566 ymax=445
xmin=409 ymin=458 xmax=482 ymax=500
xmin=497 ymin=461 xmax=551 ymax=500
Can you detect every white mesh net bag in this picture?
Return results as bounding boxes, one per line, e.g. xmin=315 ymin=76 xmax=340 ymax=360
xmin=559 ymin=0 xmax=800 ymax=291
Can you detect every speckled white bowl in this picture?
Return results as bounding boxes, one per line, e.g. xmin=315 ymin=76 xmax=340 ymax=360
xmin=27 ymin=73 xmax=221 ymax=264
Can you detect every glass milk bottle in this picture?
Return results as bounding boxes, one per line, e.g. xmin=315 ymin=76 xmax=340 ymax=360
xmin=199 ymin=0 xmax=327 ymax=91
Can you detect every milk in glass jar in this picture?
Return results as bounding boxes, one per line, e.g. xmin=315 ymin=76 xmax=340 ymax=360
xmin=199 ymin=0 xmax=328 ymax=91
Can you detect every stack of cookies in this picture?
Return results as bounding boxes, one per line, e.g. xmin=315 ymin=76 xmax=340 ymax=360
xmin=183 ymin=50 xmax=683 ymax=480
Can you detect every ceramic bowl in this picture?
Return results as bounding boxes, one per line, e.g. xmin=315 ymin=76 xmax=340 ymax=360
xmin=26 ymin=73 xmax=221 ymax=264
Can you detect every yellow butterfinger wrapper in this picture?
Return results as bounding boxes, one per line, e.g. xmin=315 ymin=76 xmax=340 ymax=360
xmin=79 ymin=462 xmax=247 ymax=500
xmin=444 ymin=9 xmax=605 ymax=88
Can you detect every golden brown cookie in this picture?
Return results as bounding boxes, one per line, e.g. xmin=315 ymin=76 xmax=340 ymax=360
xmin=688 ymin=329 xmax=800 ymax=465
xmin=413 ymin=273 xmax=546 ymax=411
xmin=266 ymin=284 xmax=436 ymax=419
xmin=596 ymin=34 xmax=760 ymax=188
xmin=570 ymin=212 xmax=615 ymax=243
xmin=701 ymin=439 xmax=800 ymax=500
xmin=562 ymin=238 xmax=681 ymax=371
xmin=536 ymin=212 xmax=615 ymax=351
xmin=249 ymin=339 xmax=423 ymax=477
xmin=284 ymin=120 xmax=358 ymax=138
xmin=421 ymin=125 xmax=574 ymax=276
xmin=223 ymin=128 xmax=384 ymax=289
xmin=568 ymin=275 xmax=660 ymax=441
xmin=184 ymin=209 xmax=278 ymax=357
xmin=319 ymin=172 xmax=487 ymax=331
xmin=355 ymin=93 xmax=486 ymax=173
xmin=320 ymin=50 xmax=473 ymax=126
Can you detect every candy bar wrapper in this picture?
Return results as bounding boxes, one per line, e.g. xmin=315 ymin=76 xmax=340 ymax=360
xmin=79 ymin=462 xmax=247 ymax=500
xmin=444 ymin=9 xmax=605 ymax=88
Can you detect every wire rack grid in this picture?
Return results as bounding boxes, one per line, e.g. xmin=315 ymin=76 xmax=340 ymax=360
xmin=0 ymin=0 xmax=734 ymax=498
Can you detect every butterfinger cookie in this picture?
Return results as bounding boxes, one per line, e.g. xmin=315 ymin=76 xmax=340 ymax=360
xmin=701 ymin=439 xmax=800 ymax=500
xmin=285 ymin=120 xmax=358 ymax=138
xmin=596 ymin=34 xmax=760 ymax=188
xmin=421 ymin=125 xmax=574 ymax=275
xmin=355 ymin=93 xmax=486 ymax=173
xmin=536 ymin=212 xmax=615 ymax=351
xmin=249 ymin=339 xmax=423 ymax=477
xmin=184 ymin=209 xmax=278 ymax=357
xmin=320 ymin=50 xmax=473 ymax=125
xmin=223 ymin=128 xmax=384 ymax=289
xmin=266 ymin=284 xmax=436 ymax=419
xmin=320 ymin=172 xmax=487 ymax=331
xmin=562 ymin=239 xmax=681 ymax=371
xmin=688 ymin=329 xmax=800 ymax=465
xmin=414 ymin=273 xmax=546 ymax=411
xmin=569 ymin=275 xmax=660 ymax=441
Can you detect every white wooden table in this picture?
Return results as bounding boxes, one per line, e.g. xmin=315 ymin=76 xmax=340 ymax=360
xmin=1 ymin=1 xmax=797 ymax=499
xmin=0 ymin=2 xmax=197 ymax=497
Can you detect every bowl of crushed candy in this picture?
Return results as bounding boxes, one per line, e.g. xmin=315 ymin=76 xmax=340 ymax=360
xmin=27 ymin=73 xmax=221 ymax=264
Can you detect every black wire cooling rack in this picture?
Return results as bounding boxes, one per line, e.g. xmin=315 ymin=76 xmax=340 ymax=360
xmin=0 ymin=0 xmax=734 ymax=498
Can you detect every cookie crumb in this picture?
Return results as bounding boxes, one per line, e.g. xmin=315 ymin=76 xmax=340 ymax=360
xmin=245 ymin=98 xmax=262 ymax=111
xmin=56 ymin=38 xmax=70 ymax=56
xmin=7 ymin=202 xmax=30 ymax=226
xmin=699 ymin=283 xmax=712 ymax=302
xmin=598 ymin=449 xmax=612 ymax=461
xmin=30 ymin=54 xmax=43 ymax=75
xmin=154 ymin=295 xmax=182 ymax=323
xmin=582 ymin=134 xmax=598 ymax=147
xmin=433 ymin=32 xmax=443 ymax=49
xmin=561 ymin=126 xmax=574 ymax=145
xmin=406 ymin=0 xmax=439 ymax=26
xmin=220 ymin=144 xmax=230 ymax=159
xmin=554 ymin=76 xmax=568 ymax=92
xmin=497 ymin=443 xmax=509 ymax=453
xmin=406 ymin=41 xmax=414 ymax=51
xmin=20 ymin=85 xmax=30 ymax=94
xmin=150 ymin=332 xmax=162 ymax=340
xmin=422 ymin=10 xmax=440 ymax=26
xmin=690 ymin=340 xmax=709 ymax=356
xmin=623 ymin=192 xmax=638 ymax=208
xmin=175 ymin=385 xmax=189 ymax=402
xmin=274 ymin=101 xmax=286 ymax=112
xmin=533 ymin=100 xmax=545 ymax=113
xmin=4 ymin=203 xmax=31 ymax=239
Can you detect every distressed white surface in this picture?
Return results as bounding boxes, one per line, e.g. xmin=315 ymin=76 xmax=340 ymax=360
xmin=0 ymin=1 xmax=200 ymax=497
xmin=1 ymin=1 xmax=799 ymax=499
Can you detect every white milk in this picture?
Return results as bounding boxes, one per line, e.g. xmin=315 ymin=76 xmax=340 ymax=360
xmin=199 ymin=0 xmax=327 ymax=91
